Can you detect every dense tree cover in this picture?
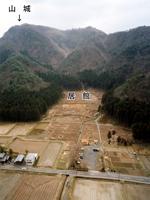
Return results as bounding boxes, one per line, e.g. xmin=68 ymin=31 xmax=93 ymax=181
xmin=0 ymin=55 xmax=62 ymax=122
xmin=132 ymin=123 xmax=150 ymax=141
xmin=0 ymin=82 xmax=62 ymax=122
xmin=78 ymin=70 xmax=99 ymax=88
xmin=0 ymin=48 xmax=14 ymax=64
xmin=102 ymin=91 xmax=150 ymax=142
xmin=78 ymin=66 xmax=132 ymax=90
xmin=38 ymin=71 xmax=82 ymax=90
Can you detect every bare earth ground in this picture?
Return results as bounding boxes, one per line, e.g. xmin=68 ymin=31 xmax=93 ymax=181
xmin=72 ymin=178 xmax=150 ymax=200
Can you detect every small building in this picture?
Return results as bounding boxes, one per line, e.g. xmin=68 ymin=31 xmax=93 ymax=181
xmin=0 ymin=153 xmax=6 ymax=160
xmin=14 ymin=154 xmax=25 ymax=165
xmin=25 ymin=153 xmax=38 ymax=166
xmin=0 ymin=153 xmax=10 ymax=164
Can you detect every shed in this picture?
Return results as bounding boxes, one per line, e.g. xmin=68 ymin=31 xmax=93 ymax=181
xmin=0 ymin=153 xmax=6 ymax=159
xmin=14 ymin=154 xmax=25 ymax=164
xmin=25 ymin=153 xmax=38 ymax=166
xmin=0 ymin=154 xmax=10 ymax=163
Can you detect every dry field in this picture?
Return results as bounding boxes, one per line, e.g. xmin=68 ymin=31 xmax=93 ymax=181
xmin=0 ymin=136 xmax=12 ymax=146
xmin=34 ymin=122 xmax=49 ymax=130
xmin=8 ymin=138 xmax=49 ymax=155
xmin=0 ymin=123 xmax=16 ymax=135
xmin=26 ymin=129 xmax=48 ymax=140
xmin=56 ymin=143 xmax=75 ymax=169
xmin=38 ymin=142 xmax=63 ymax=167
xmin=72 ymin=178 xmax=150 ymax=200
xmin=48 ymin=122 xmax=81 ymax=142
xmin=104 ymin=149 xmax=143 ymax=175
xmin=7 ymin=123 xmax=36 ymax=137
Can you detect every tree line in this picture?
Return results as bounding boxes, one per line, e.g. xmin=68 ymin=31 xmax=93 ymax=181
xmin=101 ymin=92 xmax=150 ymax=142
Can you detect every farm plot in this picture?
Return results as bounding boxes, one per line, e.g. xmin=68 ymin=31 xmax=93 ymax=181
xmin=7 ymin=123 xmax=37 ymax=136
xmin=0 ymin=136 xmax=12 ymax=145
xmin=105 ymin=150 xmax=142 ymax=175
xmin=38 ymin=142 xmax=63 ymax=167
xmin=27 ymin=129 xmax=48 ymax=140
xmin=0 ymin=172 xmax=21 ymax=200
xmin=48 ymin=123 xmax=81 ymax=142
xmin=72 ymin=179 xmax=123 ymax=200
xmin=138 ymin=155 xmax=150 ymax=174
xmin=52 ymin=115 xmax=82 ymax=124
xmin=34 ymin=122 xmax=49 ymax=130
xmin=62 ymin=103 xmax=87 ymax=115
xmin=81 ymin=122 xmax=99 ymax=143
xmin=123 ymin=183 xmax=150 ymax=200
xmin=6 ymin=174 xmax=65 ymax=200
xmin=72 ymin=178 xmax=150 ymax=200
xmin=0 ymin=123 xmax=16 ymax=135
xmin=9 ymin=138 xmax=48 ymax=155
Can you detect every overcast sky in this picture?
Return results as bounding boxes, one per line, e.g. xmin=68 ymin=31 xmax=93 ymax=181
xmin=0 ymin=0 xmax=150 ymax=37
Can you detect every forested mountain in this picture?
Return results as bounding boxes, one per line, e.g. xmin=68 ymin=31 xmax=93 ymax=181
xmin=0 ymin=24 xmax=107 ymax=69
xmin=0 ymin=24 xmax=150 ymax=141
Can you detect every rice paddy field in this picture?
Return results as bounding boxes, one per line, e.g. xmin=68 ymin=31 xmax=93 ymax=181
xmin=72 ymin=178 xmax=150 ymax=200
xmin=0 ymin=172 xmax=65 ymax=200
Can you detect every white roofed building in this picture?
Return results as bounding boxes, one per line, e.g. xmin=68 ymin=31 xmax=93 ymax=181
xmin=25 ymin=153 xmax=38 ymax=166
xmin=14 ymin=154 xmax=24 ymax=164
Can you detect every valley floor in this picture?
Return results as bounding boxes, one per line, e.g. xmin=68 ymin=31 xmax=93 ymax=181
xmin=0 ymin=89 xmax=150 ymax=199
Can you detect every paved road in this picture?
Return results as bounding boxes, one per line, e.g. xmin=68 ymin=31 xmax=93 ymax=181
xmin=1 ymin=165 xmax=150 ymax=185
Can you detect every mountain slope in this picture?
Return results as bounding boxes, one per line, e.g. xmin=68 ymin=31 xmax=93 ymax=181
xmin=0 ymin=24 xmax=108 ymax=70
xmin=0 ymin=25 xmax=65 ymax=67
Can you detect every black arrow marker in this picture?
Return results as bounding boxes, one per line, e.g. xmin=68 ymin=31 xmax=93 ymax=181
xmin=18 ymin=14 xmax=21 ymax=21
